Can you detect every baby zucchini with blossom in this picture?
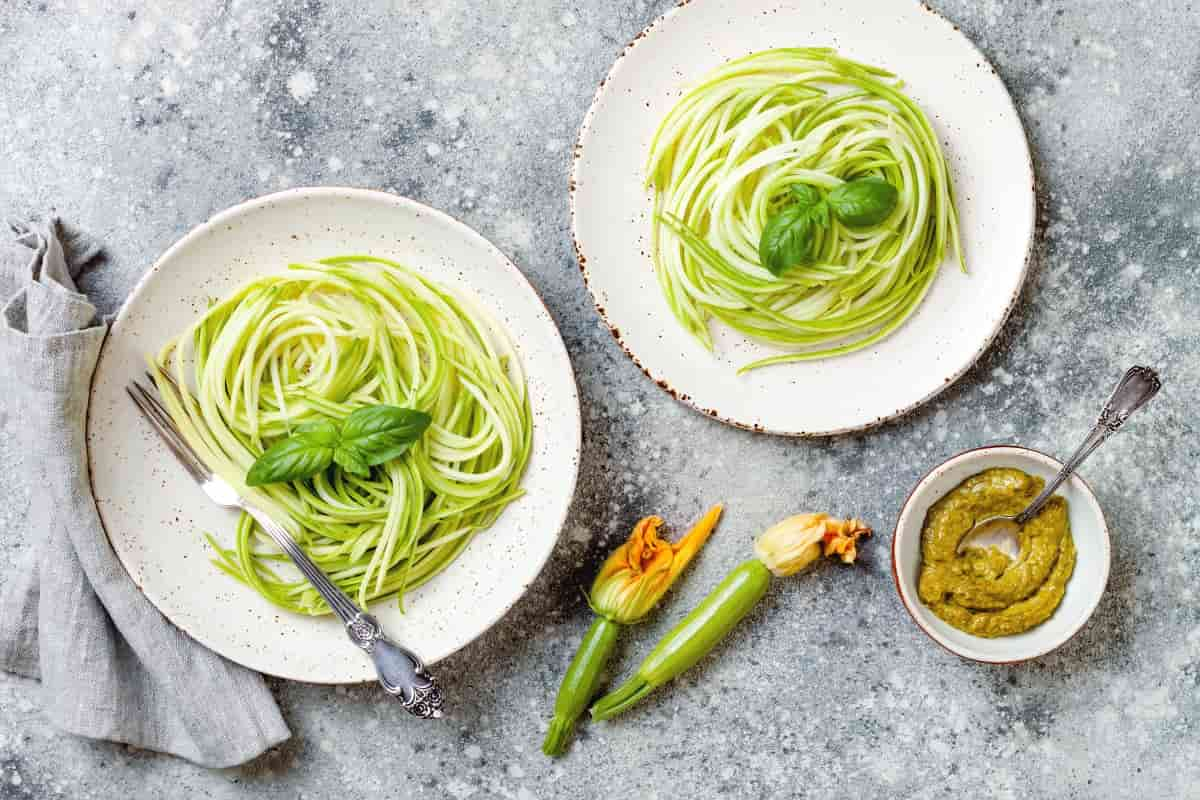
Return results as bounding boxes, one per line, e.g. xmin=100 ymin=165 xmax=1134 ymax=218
xmin=542 ymin=506 xmax=723 ymax=756
xmin=590 ymin=513 xmax=871 ymax=721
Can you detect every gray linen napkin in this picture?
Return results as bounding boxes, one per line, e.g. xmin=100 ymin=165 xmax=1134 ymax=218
xmin=0 ymin=218 xmax=290 ymax=767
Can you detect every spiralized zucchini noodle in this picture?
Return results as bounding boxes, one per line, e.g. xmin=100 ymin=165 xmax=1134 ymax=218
xmin=152 ymin=256 xmax=532 ymax=614
xmin=647 ymin=47 xmax=965 ymax=372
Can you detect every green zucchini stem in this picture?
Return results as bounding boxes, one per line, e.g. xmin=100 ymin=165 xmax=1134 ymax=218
xmin=542 ymin=616 xmax=620 ymax=756
xmin=591 ymin=560 xmax=771 ymax=721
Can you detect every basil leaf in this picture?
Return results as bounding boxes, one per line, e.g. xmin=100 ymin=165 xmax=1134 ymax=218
xmin=827 ymin=176 xmax=898 ymax=228
xmin=244 ymin=406 xmax=430 ymax=487
xmin=340 ymin=405 xmax=432 ymax=466
xmin=789 ymin=183 xmax=824 ymax=209
xmin=293 ymin=419 xmax=340 ymax=446
xmin=246 ymin=419 xmax=338 ymax=487
xmin=759 ymin=203 xmax=823 ymax=276
xmin=807 ymin=196 xmax=830 ymax=228
xmin=333 ymin=445 xmax=371 ymax=478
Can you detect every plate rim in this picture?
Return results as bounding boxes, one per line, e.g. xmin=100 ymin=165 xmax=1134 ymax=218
xmin=86 ymin=186 xmax=582 ymax=683
xmin=569 ymin=0 xmax=1037 ymax=437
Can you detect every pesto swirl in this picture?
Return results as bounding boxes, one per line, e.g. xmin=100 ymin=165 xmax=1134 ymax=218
xmin=918 ymin=468 xmax=1075 ymax=638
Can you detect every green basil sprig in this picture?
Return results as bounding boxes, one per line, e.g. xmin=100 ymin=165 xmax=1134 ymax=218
xmin=758 ymin=184 xmax=829 ymax=276
xmin=758 ymin=177 xmax=898 ymax=277
xmin=246 ymin=405 xmax=432 ymax=486
xmin=827 ymin=176 xmax=898 ymax=228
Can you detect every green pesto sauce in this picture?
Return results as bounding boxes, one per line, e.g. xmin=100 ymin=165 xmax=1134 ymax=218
xmin=917 ymin=468 xmax=1075 ymax=638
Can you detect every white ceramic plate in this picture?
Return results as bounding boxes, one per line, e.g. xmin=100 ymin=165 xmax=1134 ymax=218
xmin=892 ymin=446 xmax=1110 ymax=663
xmin=571 ymin=0 xmax=1035 ymax=435
xmin=87 ymin=188 xmax=581 ymax=683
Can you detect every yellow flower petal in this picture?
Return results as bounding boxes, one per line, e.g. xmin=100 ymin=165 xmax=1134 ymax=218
xmin=823 ymin=517 xmax=871 ymax=564
xmin=590 ymin=505 xmax=722 ymax=623
xmin=754 ymin=513 xmax=871 ymax=577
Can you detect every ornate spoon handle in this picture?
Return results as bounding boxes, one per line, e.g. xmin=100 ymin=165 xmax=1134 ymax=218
xmin=1014 ymin=365 xmax=1161 ymax=525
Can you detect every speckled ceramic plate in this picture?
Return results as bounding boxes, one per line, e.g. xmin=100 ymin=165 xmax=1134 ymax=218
xmin=87 ymin=188 xmax=581 ymax=683
xmin=571 ymin=0 xmax=1035 ymax=436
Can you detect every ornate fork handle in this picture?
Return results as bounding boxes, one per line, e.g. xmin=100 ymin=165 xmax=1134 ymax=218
xmin=244 ymin=507 xmax=444 ymax=718
xmin=1014 ymin=365 xmax=1161 ymax=525
xmin=344 ymin=611 xmax=444 ymax=719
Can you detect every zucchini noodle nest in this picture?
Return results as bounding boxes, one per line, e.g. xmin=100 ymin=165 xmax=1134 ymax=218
xmin=153 ymin=256 xmax=532 ymax=614
xmin=648 ymin=47 xmax=965 ymax=372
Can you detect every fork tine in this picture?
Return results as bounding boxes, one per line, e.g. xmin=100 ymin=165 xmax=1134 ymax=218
xmin=127 ymin=381 xmax=211 ymax=482
xmin=127 ymin=384 xmax=196 ymax=481
xmin=131 ymin=381 xmax=192 ymax=451
xmin=149 ymin=366 xmax=182 ymax=394
xmin=128 ymin=382 xmax=195 ymax=470
xmin=148 ymin=368 xmax=192 ymax=418
xmin=131 ymin=383 xmax=209 ymax=482
xmin=149 ymin=367 xmax=200 ymax=420
xmin=135 ymin=377 xmax=181 ymax=424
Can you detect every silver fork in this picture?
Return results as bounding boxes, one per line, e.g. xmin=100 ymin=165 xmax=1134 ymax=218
xmin=127 ymin=372 xmax=444 ymax=719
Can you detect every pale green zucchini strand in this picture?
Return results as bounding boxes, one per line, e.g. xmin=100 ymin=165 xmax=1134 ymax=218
xmin=152 ymin=255 xmax=532 ymax=615
xmin=647 ymin=47 xmax=965 ymax=372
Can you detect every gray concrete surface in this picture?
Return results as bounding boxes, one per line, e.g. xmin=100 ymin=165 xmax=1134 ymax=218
xmin=1 ymin=1 xmax=1197 ymax=798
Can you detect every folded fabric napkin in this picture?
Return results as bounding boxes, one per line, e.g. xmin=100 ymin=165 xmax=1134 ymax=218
xmin=0 ymin=218 xmax=289 ymax=767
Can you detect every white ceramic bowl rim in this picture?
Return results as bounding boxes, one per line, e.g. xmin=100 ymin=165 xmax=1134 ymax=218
xmin=891 ymin=444 xmax=1111 ymax=664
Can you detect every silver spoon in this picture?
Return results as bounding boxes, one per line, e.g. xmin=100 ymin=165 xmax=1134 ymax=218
xmin=957 ymin=365 xmax=1161 ymax=559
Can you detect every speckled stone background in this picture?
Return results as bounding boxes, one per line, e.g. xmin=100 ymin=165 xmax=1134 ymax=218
xmin=1 ymin=1 xmax=1196 ymax=798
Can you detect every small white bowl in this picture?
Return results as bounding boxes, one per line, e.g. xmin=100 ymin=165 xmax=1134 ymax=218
xmin=892 ymin=445 xmax=1110 ymax=663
